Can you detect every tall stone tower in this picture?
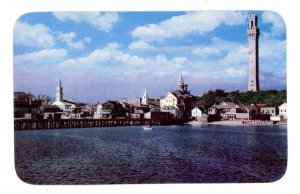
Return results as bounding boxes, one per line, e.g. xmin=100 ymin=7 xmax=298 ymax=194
xmin=247 ymin=14 xmax=260 ymax=92
xmin=56 ymin=80 xmax=63 ymax=102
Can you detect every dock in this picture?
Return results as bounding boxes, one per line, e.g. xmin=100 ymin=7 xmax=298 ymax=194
xmin=14 ymin=118 xmax=191 ymax=130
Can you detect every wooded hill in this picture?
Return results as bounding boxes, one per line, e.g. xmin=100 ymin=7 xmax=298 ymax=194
xmin=196 ymin=89 xmax=287 ymax=109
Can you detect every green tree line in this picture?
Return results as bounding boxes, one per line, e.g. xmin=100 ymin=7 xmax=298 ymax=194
xmin=196 ymin=89 xmax=287 ymax=109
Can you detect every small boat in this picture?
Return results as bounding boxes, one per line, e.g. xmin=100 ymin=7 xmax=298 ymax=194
xmin=143 ymin=125 xmax=152 ymax=131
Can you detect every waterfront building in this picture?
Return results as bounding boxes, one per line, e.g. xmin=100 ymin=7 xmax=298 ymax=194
xmin=144 ymin=111 xmax=171 ymax=120
xmin=208 ymin=102 xmax=236 ymax=118
xmin=208 ymin=102 xmax=259 ymax=120
xmin=227 ymin=104 xmax=259 ymax=120
xmin=160 ymin=75 xmax=196 ymax=118
xmin=14 ymin=92 xmax=42 ymax=118
xmin=52 ymin=81 xmax=75 ymax=111
xmin=208 ymin=104 xmax=219 ymax=115
xmin=81 ymin=105 xmax=95 ymax=118
xmin=39 ymin=105 xmax=62 ymax=120
xmin=94 ymin=101 xmax=127 ymax=119
xmin=161 ymin=105 xmax=183 ymax=119
xmin=128 ymin=112 xmax=144 ymax=119
xmin=247 ymin=14 xmax=260 ymax=92
xmin=260 ymin=106 xmax=278 ymax=117
xmin=50 ymin=81 xmax=89 ymax=119
xmin=278 ymin=102 xmax=287 ymax=120
xmin=270 ymin=103 xmax=287 ymax=122
xmin=191 ymin=107 xmax=203 ymax=119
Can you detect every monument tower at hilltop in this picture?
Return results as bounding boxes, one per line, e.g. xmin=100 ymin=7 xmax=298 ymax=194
xmin=247 ymin=14 xmax=260 ymax=92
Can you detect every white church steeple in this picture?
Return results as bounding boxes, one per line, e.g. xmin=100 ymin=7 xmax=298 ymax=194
xmin=178 ymin=74 xmax=188 ymax=93
xmin=141 ymin=88 xmax=149 ymax=105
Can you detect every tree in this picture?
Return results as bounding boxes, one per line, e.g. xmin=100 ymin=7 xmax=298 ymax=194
xmin=196 ymin=89 xmax=287 ymax=108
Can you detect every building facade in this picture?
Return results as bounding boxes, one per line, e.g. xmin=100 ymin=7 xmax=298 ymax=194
xmin=208 ymin=102 xmax=259 ymax=120
xmin=160 ymin=75 xmax=196 ymax=118
xmin=94 ymin=101 xmax=127 ymax=119
xmin=191 ymin=107 xmax=202 ymax=118
xmin=52 ymin=81 xmax=75 ymax=111
xmin=14 ymin=92 xmax=42 ymax=118
xmin=279 ymin=102 xmax=287 ymax=120
xmin=260 ymin=107 xmax=277 ymax=117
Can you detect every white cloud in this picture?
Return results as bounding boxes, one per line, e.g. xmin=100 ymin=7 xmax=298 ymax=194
xmin=225 ymin=67 xmax=247 ymax=77
xmin=128 ymin=40 xmax=152 ymax=50
xmin=59 ymin=43 xmax=146 ymax=68
xmin=14 ymin=21 xmax=55 ymax=48
xmin=192 ymin=37 xmax=247 ymax=63
xmin=106 ymin=42 xmax=121 ymax=49
xmin=261 ymin=12 xmax=285 ymax=37
xmin=132 ymin=11 xmax=246 ymax=42
xmin=58 ymin=42 xmax=190 ymax=79
xmin=57 ymin=32 xmax=91 ymax=49
xmin=222 ymin=45 xmax=248 ymax=65
xmin=260 ymin=39 xmax=286 ymax=59
xmin=14 ymin=49 xmax=68 ymax=66
xmin=192 ymin=46 xmax=222 ymax=57
xmin=259 ymin=39 xmax=286 ymax=75
xmin=53 ymin=12 xmax=120 ymax=32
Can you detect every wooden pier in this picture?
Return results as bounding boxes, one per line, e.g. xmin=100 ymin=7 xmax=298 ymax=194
xmin=14 ymin=118 xmax=191 ymax=130
xmin=14 ymin=119 xmax=154 ymax=130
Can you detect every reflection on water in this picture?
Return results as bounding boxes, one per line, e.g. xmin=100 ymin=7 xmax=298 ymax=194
xmin=15 ymin=125 xmax=287 ymax=184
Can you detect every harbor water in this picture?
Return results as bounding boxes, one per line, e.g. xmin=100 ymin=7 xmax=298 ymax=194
xmin=15 ymin=125 xmax=287 ymax=184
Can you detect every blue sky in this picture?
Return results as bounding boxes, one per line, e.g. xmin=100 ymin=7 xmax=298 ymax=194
xmin=13 ymin=11 xmax=286 ymax=103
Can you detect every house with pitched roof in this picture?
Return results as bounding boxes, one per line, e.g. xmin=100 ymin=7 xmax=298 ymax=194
xmin=160 ymin=75 xmax=196 ymax=118
xmin=208 ymin=102 xmax=259 ymax=120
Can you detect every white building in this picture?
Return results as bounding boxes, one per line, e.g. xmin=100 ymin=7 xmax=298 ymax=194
xmin=160 ymin=92 xmax=178 ymax=107
xmin=160 ymin=75 xmax=196 ymax=118
xmin=208 ymin=102 xmax=259 ymax=120
xmin=208 ymin=102 xmax=236 ymax=117
xmin=260 ymin=107 xmax=277 ymax=117
xmin=278 ymin=102 xmax=287 ymax=120
xmin=51 ymin=81 xmax=76 ymax=117
xmin=191 ymin=107 xmax=202 ymax=118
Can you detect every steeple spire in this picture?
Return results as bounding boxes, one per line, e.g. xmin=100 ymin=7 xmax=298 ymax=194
xmin=178 ymin=74 xmax=185 ymax=92
xmin=179 ymin=74 xmax=184 ymax=84
xmin=141 ymin=88 xmax=149 ymax=105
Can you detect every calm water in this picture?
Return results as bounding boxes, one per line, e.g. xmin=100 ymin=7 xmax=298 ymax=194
xmin=15 ymin=125 xmax=287 ymax=184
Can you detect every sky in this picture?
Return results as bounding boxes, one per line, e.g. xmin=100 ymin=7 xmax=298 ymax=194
xmin=13 ymin=11 xmax=286 ymax=103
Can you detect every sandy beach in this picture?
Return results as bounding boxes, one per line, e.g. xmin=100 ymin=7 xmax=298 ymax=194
xmin=188 ymin=120 xmax=286 ymax=126
xmin=207 ymin=120 xmax=245 ymax=126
